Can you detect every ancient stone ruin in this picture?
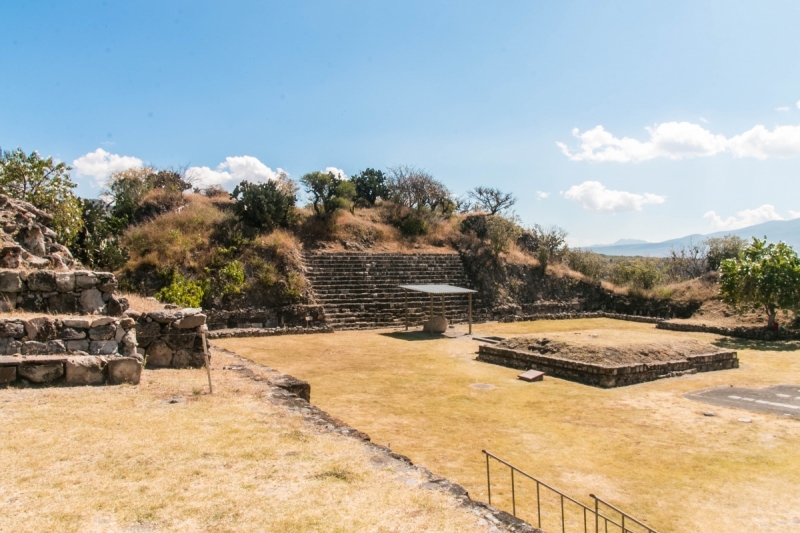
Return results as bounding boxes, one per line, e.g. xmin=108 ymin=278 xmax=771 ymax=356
xmin=0 ymin=197 xmax=208 ymax=388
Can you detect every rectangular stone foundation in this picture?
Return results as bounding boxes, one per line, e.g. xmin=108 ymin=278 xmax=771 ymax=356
xmin=477 ymin=345 xmax=738 ymax=388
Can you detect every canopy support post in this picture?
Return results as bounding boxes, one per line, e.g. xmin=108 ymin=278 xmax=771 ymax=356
xmin=430 ymin=294 xmax=433 ymax=319
xmin=468 ymin=293 xmax=473 ymax=335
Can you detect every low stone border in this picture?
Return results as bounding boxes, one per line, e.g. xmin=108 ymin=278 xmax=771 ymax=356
xmin=212 ymin=345 xmax=541 ymax=533
xmin=0 ymin=354 xmax=141 ymax=386
xmin=657 ymin=321 xmax=800 ymax=341
xmin=207 ymin=325 xmax=334 ymax=339
xmin=499 ymin=311 xmax=664 ymax=324
xmin=477 ymin=345 xmax=738 ymax=388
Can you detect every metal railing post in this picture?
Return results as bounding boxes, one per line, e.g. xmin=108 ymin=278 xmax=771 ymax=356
xmin=485 ymin=451 xmax=491 ymax=506
xmin=511 ymin=467 xmax=516 ymax=517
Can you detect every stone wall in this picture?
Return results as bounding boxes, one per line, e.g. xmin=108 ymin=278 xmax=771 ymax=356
xmin=130 ymin=308 xmax=209 ymax=368
xmin=207 ymin=325 xmax=333 ymax=339
xmin=205 ymin=304 xmax=326 ymax=330
xmin=0 ymin=269 xmax=128 ymax=315
xmin=0 ymin=316 xmax=138 ymax=357
xmin=498 ymin=311 xmax=664 ymax=324
xmin=656 ymin=321 xmax=800 ymax=341
xmin=477 ymin=345 xmax=739 ymax=388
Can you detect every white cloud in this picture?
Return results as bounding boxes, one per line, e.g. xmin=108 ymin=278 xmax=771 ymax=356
xmin=703 ymin=204 xmax=785 ymax=230
xmin=776 ymin=107 xmax=790 ymax=112
xmin=558 ymin=122 xmax=800 ymax=162
xmin=727 ymin=124 xmax=800 ymax=159
xmin=536 ymin=191 xmax=549 ymax=200
xmin=789 ymin=210 xmax=800 ymax=219
xmin=72 ymin=148 xmax=143 ymax=186
xmin=700 ymin=117 xmax=709 ymax=123
xmin=186 ymin=156 xmax=284 ymax=188
xmin=324 ymin=167 xmax=347 ymax=179
xmin=563 ymin=181 xmax=665 ymax=213
xmin=797 ymin=100 xmax=800 ymax=110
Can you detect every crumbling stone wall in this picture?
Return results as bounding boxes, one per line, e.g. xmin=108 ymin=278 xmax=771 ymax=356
xmin=0 ymin=269 xmax=128 ymax=315
xmin=130 ymin=308 xmax=208 ymax=368
xmin=0 ymin=194 xmax=77 ymax=270
xmin=0 ymin=316 xmax=138 ymax=357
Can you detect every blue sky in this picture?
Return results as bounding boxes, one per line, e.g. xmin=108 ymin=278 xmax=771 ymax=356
xmin=2 ymin=0 xmax=799 ymax=245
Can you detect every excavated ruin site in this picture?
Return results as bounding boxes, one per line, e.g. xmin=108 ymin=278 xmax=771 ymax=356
xmin=1 ymin=198 xmax=798 ymax=533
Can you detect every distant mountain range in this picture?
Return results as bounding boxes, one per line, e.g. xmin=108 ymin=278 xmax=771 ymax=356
xmin=584 ymin=218 xmax=800 ymax=257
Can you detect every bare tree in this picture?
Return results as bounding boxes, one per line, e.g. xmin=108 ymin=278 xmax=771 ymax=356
xmin=467 ymin=186 xmax=516 ymax=215
xmin=667 ymin=241 xmax=708 ymax=280
xmin=386 ymin=165 xmax=451 ymax=213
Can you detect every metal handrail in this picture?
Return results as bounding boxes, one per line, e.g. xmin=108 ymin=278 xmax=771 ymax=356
xmin=482 ymin=450 xmax=661 ymax=533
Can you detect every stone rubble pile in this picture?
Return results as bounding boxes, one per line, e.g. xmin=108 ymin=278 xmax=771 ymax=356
xmin=0 ymin=269 xmax=128 ymax=314
xmin=0 ymin=194 xmax=77 ymax=270
xmin=130 ymin=308 xmax=209 ymax=368
xmin=0 ymin=315 xmax=138 ymax=357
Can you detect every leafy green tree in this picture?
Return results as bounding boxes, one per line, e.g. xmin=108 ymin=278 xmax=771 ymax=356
xmin=485 ymin=215 xmax=522 ymax=256
xmin=106 ymin=167 xmax=190 ymax=225
xmin=705 ymin=235 xmax=746 ymax=271
xmin=350 ymin=168 xmax=388 ymax=206
xmin=154 ymin=271 xmax=207 ymax=308
xmin=300 ymin=171 xmax=356 ymax=217
xmin=0 ymin=148 xmax=83 ymax=245
xmin=231 ymin=179 xmax=296 ymax=231
xmin=73 ymin=198 xmax=129 ymax=270
xmin=720 ymin=238 xmax=800 ymax=328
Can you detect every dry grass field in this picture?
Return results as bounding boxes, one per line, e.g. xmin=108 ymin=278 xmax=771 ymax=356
xmin=0 ymin=349 xmax=492 ymax=533
xmin=218 ymin=318 xmax=800 ymax=533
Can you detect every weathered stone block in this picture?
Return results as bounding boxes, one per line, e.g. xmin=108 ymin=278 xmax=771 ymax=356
xmin=46 ymin=340 xmax=67 ymax=354
xmin=106 ymin=296 xmax=128 ymax=317
xmin=88 ymin=323 xmax=116 ymax=340
xmin=0 ymin=295 xmax=16 ymax=312
xmin=135 ymin=321 xmax=161 ymax=348
xmin=27 ymin=271 xmax=57 ymax=292
xmin=148 ymin=310 xmax=177 ymax=324
xmin=18 ymin=292 xmax=45 ymax=313
xmin=18 ymin=362 xmax=63 ymax=383
xmin=63 ymin=318 xmax=92 ymax=329
xmin=119 ymin=317 xmax=136 ymax=330
xmin=25 ymin=317 xmax=57 ymax=342
xmin=96 ymin=273 xmax=117 ymax=293
xmin=74 ymin=272 xmax=97 ymax=289
xmin=60 ymin=327 xmax=86 ymax=340
xmin=174 ymin=314 xmax=206 ymax=329
xmin=0 ymin=321 xmax=25 ymax=338
xmin=21 ymin=341 xmax=49 ymax=355
xmin=0 ymin=244 xmax=22 ymax=268
xmin=91 ymin=317 xmax=116 ymax=327
xmin=80 ymin=288 xmax=105 ymax=314
xmin=66 ymin=339 xmax=90 ymax=352
xmin=107 ymin=357 xmax=142 ymax=385
xmin=120 ymin=329 xmax=137 ymax=347
xmin=47 ymin=293 xmax=78 ymax=314
xmin=89 ymin=340 xmax=118 ymax=355
xmin=65 ymin=356 xmax=106 ymax=385
xmin=0 ymin=271 xmax=22 ymax=293
xmin=145 ymin=340 xmax=173 ymax=368
xmin=163 ymin=330 xmax=196 ymax=351
xmin=0 ymin=366 xmax=16 ymax=384
xmin=54 ymin=272 xmax=75 ymax=292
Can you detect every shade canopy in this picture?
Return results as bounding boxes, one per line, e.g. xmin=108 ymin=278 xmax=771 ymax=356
xmin=398 ymin=284 xmax=477 ymax=294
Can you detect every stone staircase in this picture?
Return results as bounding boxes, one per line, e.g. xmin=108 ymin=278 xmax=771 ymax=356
xmin=302 ymin=252 xmax=477 ymax=330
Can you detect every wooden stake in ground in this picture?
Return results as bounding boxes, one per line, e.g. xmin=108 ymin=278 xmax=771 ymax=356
xmin=200 ymin=325 xmax=213 ymax=394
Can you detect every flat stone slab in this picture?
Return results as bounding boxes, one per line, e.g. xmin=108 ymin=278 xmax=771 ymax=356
xmin=518 ymin=369 xmax=545 ymax=382
xmin=685 ymin=385 xmax=800 ymax=419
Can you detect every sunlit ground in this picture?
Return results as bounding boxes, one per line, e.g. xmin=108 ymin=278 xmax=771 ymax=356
xmin=218 ymin=318 xmax=800 ymax=533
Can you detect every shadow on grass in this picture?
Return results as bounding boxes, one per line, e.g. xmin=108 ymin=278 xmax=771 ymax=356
xmin=381 ymin=331 xmax=444 ymax=342
xmin=712 ymin=337 xmax=800 ymax=352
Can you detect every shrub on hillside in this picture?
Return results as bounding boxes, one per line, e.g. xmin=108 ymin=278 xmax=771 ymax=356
xmin=485 ymin=216 xmax=522 ymax=256
xmin=351 ymin=168 xmax=388 ymax=206
xmin=154 ymin=271 xmax=207 ymax=308
xmin=231 ymin=177 xmax=297 ymax=231
xmin=609 ymin=258 xmax=662 ymax=291
xmin=564 ymin=249 xmax=606 ymax=281
xmin=386 ymin=166 xmax=451 ymax=214
xmin=706 ymin=235 xmax=746 ymax=271
xmin=107 ymin=167 xmax=191 ymax=225
xmin=301 ymin=171 xmax=356 ymax=218
xmin=74 ymin=198 xmax=129 ymax=271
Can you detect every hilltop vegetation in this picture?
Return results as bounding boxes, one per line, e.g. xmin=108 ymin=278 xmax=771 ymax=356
xmin=3 ymin=146 xmax=794 ymax=325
